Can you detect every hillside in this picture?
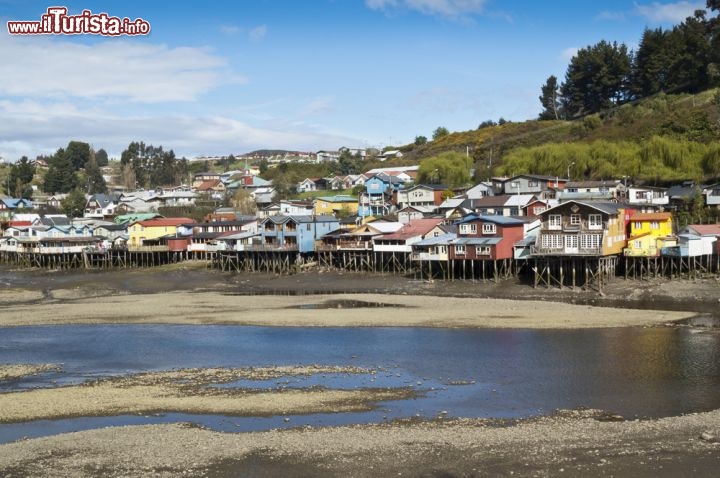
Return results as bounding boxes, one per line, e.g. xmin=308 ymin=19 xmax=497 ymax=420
xmin=401 ymin=89 xmax=720 ymax=183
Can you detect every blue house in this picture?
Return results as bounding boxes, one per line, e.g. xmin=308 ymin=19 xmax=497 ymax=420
xmin=259 ymin=215 xmax=340 ymax=252
xmin=358 ymin=173 xmax=404 ymax=218
xmin=0 ymin=198 xmax=33 ymax=219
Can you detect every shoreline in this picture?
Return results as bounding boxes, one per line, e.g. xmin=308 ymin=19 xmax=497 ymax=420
xmin=1 ymin=407 xmax=719 ymax=477
xmin=0 ymin=290 xmax=697 ymax=329
xmin=1 ymin=265 xmax=716 ymax=329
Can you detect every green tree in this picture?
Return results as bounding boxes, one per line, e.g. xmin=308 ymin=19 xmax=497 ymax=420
xmin=630 ymin=27 xmax=672 ymax=98
xmin=65 ymin=141 xmax=91 ymax=170
xmin=334 ymin=150 xmax=362 ymax=175
xmin=43 ymin=148 xmax=77 ymax=194
xmin=432 ymin=126 xmax=449 ymax=140
xmin=561 ymin=40 xmax=631 ymax=117
xmin=414 ymin=135 xmax=427 ymax=146
xmin=84 ymin=157 xmax=108 ymax=194
xmin=708 ymin=0 xmax=720 ymax=85
xmin=539 ymin=75 xmax=562 ymax=120
xmin=94 ymin=148 xmax=109 ymax=167
xmin=416 ymin=151 xmax=471 ymax=188
xmin=232 ymin=188 xmax=258 ymax=215
xmin=7 ymin=156 xmax=35 ymax=198
xmin=667 ymin=10 xmax=711 ymax=93
xmin=701 ymin=143 xmax=720 ymax=178
xmin=61 ymin=188 xmax=87 ymax=218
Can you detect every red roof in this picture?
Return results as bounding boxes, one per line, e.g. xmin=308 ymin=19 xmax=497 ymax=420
xmin=687 ymin=224 xmax=720 ymax=236
xmin=630 ymin=212 xmax=672 ymax=221
xmin=196 ymin=179 xmax=221 ymax=191
xmin=137 ymin=217 xmax=193 ymax=227
xmin=7 ymin=220 xmax=32 ymax=227
xmin=377 ymin=218 xmax=443 ymax=241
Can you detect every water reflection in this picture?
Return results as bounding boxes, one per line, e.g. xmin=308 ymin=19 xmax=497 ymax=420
xmin=1 ymin=324 xmax=719 ymax=442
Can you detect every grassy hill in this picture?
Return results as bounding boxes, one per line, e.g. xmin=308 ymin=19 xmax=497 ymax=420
xmin=400 ymin=89 xmax=720 ymax=183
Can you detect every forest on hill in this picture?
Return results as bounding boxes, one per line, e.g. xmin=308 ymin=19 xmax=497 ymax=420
xmin=403 ymin=2 xmax=720 ymax=185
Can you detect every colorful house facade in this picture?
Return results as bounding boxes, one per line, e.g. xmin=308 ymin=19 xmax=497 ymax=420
xmin=534 ymin=201 xmax=630 ymax=256
xmin=127 ymin=217 xmax=193 ymax=247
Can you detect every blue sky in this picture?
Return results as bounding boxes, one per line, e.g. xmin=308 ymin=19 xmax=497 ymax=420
xmin=0 ymin=0 xmax=706 ymax=160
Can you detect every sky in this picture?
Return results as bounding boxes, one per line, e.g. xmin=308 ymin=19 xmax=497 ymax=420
xmin=0 ymin=0 xmax=708 ymax=161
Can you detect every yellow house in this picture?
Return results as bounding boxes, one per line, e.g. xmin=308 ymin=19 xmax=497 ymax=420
xmin=128 ymin=217 xmax=193 ymax=247
xmin=624 ymin=212 xmax=675 ymax=256
xmin=313 ymin=195 xmax=359 ymax=216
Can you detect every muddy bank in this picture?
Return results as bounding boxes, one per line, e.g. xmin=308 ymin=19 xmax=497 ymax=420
xmin=1 ymin=408 xmax=719 ymax=477
xmin=3 ymin=264 xmax=719 ymax=317
xmin=0 ymin=290 xmax=696 ymax=329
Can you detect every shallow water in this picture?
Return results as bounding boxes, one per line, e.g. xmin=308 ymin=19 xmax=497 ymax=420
xmin=1 ymin=324 xmax=719 ymax=443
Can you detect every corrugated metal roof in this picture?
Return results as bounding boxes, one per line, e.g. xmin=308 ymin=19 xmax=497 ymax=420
xmin=685 ymin=224 xmax=720 ymax=236
xmin=413 ymin=233 xmax=457 ymax=246
xmin=455 ymin=214 xmax=526 ymax=226
xmin=452 ymin=237 xmax=502 ymax=245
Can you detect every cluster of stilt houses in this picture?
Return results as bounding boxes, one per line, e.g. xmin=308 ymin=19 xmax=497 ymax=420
xmin=2 ymin=198 xmax=719 ymax=291
xmin=3 ymin=172 xmax=720 ymax=290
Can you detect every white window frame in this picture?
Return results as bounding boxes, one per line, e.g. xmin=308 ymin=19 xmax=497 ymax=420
xmin=588 ymin=214 xmax=603 ymax=230
xmin=540 ymin=234 xmax=563 ymax=249
xmin=548 ymin=215 xmax=562 ymax=230
xmin=482 ymin=223 xmax=496 ymax=234
xmin=570 ymin=214 xmax=581 ymax=226
xmin=475 ymin=245 xmax=491 ymax=256
xmin=460 ymin=224 xmax=477 ymax=235
xmin=455 ymin=245 xmax=466 ymax=255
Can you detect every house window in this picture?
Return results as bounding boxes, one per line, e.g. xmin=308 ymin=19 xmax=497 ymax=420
xmin=528 ymin=180 xmax=539 ymax=187
xmin=548 ymin=215 xmax=562 ymax=230
xmin=570 ymin=214 xmax=581 ymax=226
xmin=650 ymin=221 xmax=659 ymax=230
xmin=482 ymin=223 xmax=496 ymax=234
xmin=634 ymin=240 xmax=642 ymax=249
xmin=533 ymin=206 xmax=546 ymax=215
xmin=475 ymin=246 xmax=491 ymax=255
xmin=580 ymin=234 xmax=601 ymax=250
xmin=455 ymin=245 xmax=466 ymax=255
xmin=541 ymin=234 xmax=563 ymax=249
xmin=588 ymin=214 xmax=602 ymax=230
xmin=634 ymin=222 xmax=642 ymax=230
xmin=307 ymin=224 xmax=311 ymax=231
xmin=460 ymin=224 xmax=477 ymax=234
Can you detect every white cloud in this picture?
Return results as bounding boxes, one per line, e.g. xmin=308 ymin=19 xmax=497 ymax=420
xmin=249 ymin=25 xmax=267 ymax=41
xmin=220 ymin=25 xmax=241 ymax=35
xmin=0 ymin=99 xmax=358 ymax=160
xmin=301 ymin=96 xmax=336 ymax=116
xmin=366 ymin=0 xmax=487 ymax=18
xmin=634 ymin=1 xmax=704 ymax=24
xmin=0 ymin=35 xmax=244 ymax=103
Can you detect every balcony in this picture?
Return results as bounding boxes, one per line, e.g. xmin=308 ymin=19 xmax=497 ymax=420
xmin=411 ymin=252 xmax=449 ymax=261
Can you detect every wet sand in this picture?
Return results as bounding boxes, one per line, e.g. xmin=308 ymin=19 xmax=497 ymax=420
xmin=0 ymin=366 xmax=411 ymax=423
xmin=1 ymin=408 xmax=719 ymax=477
xmin=1 ymin=265 xmax=720 ymax=476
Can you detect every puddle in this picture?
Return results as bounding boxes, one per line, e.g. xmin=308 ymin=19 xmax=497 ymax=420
xmin=288 ymin=299 xmax=410 ymax=310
